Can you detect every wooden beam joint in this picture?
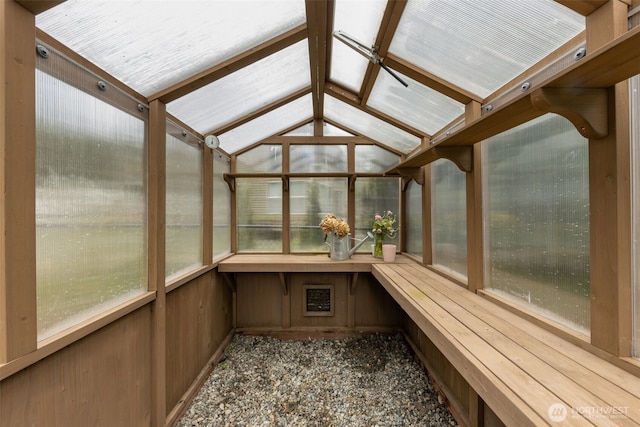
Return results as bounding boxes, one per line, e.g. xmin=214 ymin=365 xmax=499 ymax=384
xmin=530 ymin=87 xmax=608 ymax=139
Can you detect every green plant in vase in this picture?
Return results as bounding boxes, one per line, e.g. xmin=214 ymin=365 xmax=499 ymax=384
xmin=372 ymin=211 xmax=397 ymax=258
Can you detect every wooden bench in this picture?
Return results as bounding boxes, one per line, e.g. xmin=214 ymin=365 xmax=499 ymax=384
xmin=372 ymin=263 xmax=640 ymax=426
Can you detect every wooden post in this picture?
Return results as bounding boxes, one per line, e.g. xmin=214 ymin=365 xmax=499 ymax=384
xmin=422 ymin=164 xmax=432 ymax=265
xmin=586 ymin=0 xmax=632 ymax=355
xmin=148 ymin=99 xmax=167 ymax=425
xmin=465 ymin=101 xmax=483 ymax=293
xmin=0 ymin=0 xmax=37 ymax=363
xmin=203 ymin=146 xmax=213 ymax=265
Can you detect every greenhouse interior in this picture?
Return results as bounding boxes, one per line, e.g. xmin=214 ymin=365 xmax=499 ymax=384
xmin=2 ymin=0 xmax=640 ymax=425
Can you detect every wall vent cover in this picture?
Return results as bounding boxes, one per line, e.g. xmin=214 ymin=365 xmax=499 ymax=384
xmin=303 ymin=284 xmax=334 ymax=317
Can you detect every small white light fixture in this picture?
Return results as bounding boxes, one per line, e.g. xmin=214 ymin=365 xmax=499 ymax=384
xmin=204 ymin=134 xmax=220 ymax=149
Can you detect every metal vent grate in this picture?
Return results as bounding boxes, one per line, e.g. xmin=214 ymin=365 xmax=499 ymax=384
xmin=303 ymin=285 xmax=334 ymax=317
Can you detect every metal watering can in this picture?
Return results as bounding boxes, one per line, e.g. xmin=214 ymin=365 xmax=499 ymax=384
xmin=326 ymin=231 xmax=374 ymax=260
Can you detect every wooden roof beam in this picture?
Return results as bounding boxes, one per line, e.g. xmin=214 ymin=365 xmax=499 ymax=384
xmin=305 ymin=0 xmax=330 ymax=124
xmin=150 ymin=24 xmax=308 ymax=104
xmin=554 ymin=0 xmax=617 ymax=16
xmin=15 ymin=0 xmax=65 ymax=15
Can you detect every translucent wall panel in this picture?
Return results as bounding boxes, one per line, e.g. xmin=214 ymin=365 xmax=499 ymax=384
xmin=213 ymin=151 xmax=232 ymax=259
xmin=37 ymin=1 xmax=306 ymax=97
xmin=324 ymin=95 xmax=421 ymax=154
xmin=290 ymin=178 xmax=348 ymax=252
xmin=165 ymin=134 xmax=203 ymax=281
xmin=354 ymin=178 xmax=400 ymax=248
xmin=405 ymin=180 xmax=423 ymax=257
xmin=236 ymin=145 xmax=282 ymax=174
xmin=368 ymin=70 xmax=465 ymax=135
xmin=324 ymin=123 xmax=353 ymax=136
xmin=330 ymin=0 xmax=387 ymax=92
xmin=355 ymin=145 xmax=400 ymax=173
xmin=36 ymin=70 xmax=146 ymax=340
xmin=236 ymin=178 xmax=282 ymax=252
xmin=484 ymin=114 xmax=589 ymax=333
xmin=285 ymin=123 xmax=314 ymax=136
xmin=290 ymin=145 xmax=347 ymax=173
xmin=632 ymin=75 xmax=640 ymax=356
xmin=389 ymin=0 xmax=584 ymax=98
xmin=219 ymin=94 xmax=312 ymax=153
xmin=432 ymin=160 xmax=467 ymax=277
xmin=167 ymin=40 xmax=310 ymax=134
xmin=284 ymin=122 xmax=354 ymax=136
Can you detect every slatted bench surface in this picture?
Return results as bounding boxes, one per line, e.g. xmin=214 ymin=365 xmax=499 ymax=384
xmin=372 ymin=263 xmax=640 ymax=426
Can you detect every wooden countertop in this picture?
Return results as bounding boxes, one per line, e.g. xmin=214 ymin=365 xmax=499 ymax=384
xmin=218 ymin=253 xmax=416 ymax=273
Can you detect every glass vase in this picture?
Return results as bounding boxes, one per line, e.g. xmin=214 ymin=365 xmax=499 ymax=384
xmin=373 ymin=233 xmax=384 ymax=258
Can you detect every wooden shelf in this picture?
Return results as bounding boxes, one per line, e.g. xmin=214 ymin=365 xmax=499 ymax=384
xmin=387 ymin=24 xmax=640 ymax=174
xmin=218 ymin=253 xmax=415 ymax=273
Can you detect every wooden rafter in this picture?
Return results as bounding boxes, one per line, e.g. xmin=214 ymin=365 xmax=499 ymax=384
xmin=305 ymin=0 xmax=329 ymax=122
xmin=150 ymin=24 xmax=308 ymax=104
xmin=360 ymin=0 xmax=407 ymax=105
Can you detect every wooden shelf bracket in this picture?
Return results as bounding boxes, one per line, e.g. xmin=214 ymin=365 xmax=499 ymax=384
xmin=530 ymin=87 xmax=608 ymax=139
xmin=223 ymin=174 xmax=236 ymax=192
xmin=349 ymin=272 xmax=359 ymax=296
xmin=278 ymin=272 xmax=289 ymax=295
xmin=221 ymin=272 xmax=237 ymax=293
xmin=432 ymin=146 xmax=473 ymax=172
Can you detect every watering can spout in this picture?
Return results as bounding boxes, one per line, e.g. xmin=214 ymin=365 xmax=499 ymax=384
xmin=348 ymin=231 xmax=374 ymax=256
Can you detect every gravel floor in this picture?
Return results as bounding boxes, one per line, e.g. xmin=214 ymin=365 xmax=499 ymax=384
xmin=177 ymin=333 xmax=458 ymax=427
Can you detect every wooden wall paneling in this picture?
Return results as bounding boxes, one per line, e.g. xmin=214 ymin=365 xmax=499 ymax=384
xmin=165 ymin=271 xmax=233 ymax=413
xmin=586 ymin=0 xmax=633 ymax=355
xmin=353 ymin=274 xmax=403 ymax=328
xmin=0 ymin=0 xmax=37 ymax=362
xmin=148 ymin=99 xmax=167 ymax=425
xmin=236 ymin=273 xmax=283 ymax=328
xmin=402 ymin=316 xmax=469 ymax=427
xmin=290 ymin=273 xmax=348 ymax=328
xmin=0 ymin=307 xmax=152 ymax=426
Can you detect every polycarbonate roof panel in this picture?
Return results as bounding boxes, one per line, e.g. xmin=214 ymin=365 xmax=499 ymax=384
xmin=368 ymin=69 xmax=465 ymax=135
xmin=324 ymin=95 xmax=420 ymax=154
xmin=167 ymin=40 xmax=310 ymax=134
xmin=330 ymin=0 xmax=387 ymax=93
xmin=389 ymin=0 xmax=585 ymax=98
xmin=219 ymin=94 xmax=312 ymax=153
xmin=36 ymin=0 xmax=306 ymax=97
